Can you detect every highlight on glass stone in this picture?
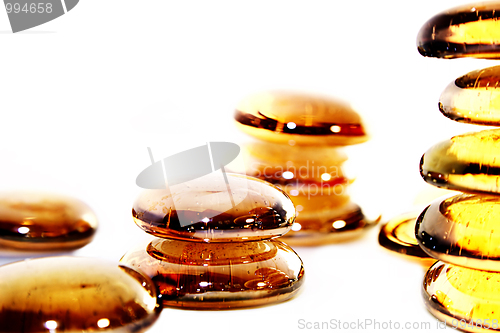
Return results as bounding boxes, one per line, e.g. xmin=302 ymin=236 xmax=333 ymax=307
xmin=0 ymin=191 xmax=98 ymax=251
xmin=417 ymin=1 xmax=500 ymax=59
xmin=419 ymin=129 xmax=500 ymax=195
xmin=416 ymin=193 xmax=500 ymax=271
xmin=0 ymin=256 xmax=162 ymax=332
xmin=440 ymin=65 xmax=500 ymax=125
xmin=121 ymin=238 xmax=304 ymax=309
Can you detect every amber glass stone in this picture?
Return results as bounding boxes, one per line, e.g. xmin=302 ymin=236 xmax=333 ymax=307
xmin=0 ymin=192 xmax=98 ymax=251
xmin=416 ymin=193 xmax=500 ymax=271
xmin=378 ymin=212 xmax=430 ymax=258
xmin=283 ymin=202 xmax=379 ymax=245
xmin=440 ymin=65 xmax=500 ymax=125
xmin=132 ymin=173 xmax=295 ymax=242
xmin=423 ymin=261 xmax=500 ymax=332
xmin=243 ymin=141 xmax=348 ymax=170
xmin=0 ymin=257 xmax=161 ymax=333
xmin=120 ymin=238 xmax=305 ymax=309
xmin=417 ymin=2 xmax=500 ymax=59
xmin=242 ymin=143 xmax=350 ymax=189
xmin=234 ymin=92 xmax=368 ymax=146
xmin=420 ymin=129 xmax=500 ymax=195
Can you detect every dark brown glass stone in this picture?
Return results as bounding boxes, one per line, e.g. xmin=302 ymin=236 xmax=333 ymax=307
xmin=417 ymin=2 xmax=500 ymax=59
xmin=0 ymin=257 xmax=162 ymax=332
xmin=0 ymin=192 xmax=98 ymax=251
xmin=120 ymin=238 xmax=305 ymax=309
xmin=132 ymin=173 xmax=295 ymax=242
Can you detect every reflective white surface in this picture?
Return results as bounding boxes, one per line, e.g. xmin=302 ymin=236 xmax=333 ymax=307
xmin=0 ymin=0 xmax=492 ymax=332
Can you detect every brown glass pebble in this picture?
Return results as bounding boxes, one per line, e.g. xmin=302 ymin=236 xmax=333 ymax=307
xmin=440 ymin=65 xmax=500 ymax=125
xmin=120 ymin=238 xmax=304 ymax=309
xmin=132 ymin=173 xmax=295 ymax=242
xmin=234 ymin=92 xmax=368 ymax=146
xmin=0 ymin=192 xmax=98 ymax=251
xmin=417 ymin=1 xmax=500 ymax=59
xmin=0 ymin=257 xmax=161 ymax=332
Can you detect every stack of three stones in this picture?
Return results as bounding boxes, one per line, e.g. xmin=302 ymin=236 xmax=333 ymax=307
xmin=234 ymin=92 xmax=380 ymax=246
xmin=416 ymin=2 xmax=500 ymax=330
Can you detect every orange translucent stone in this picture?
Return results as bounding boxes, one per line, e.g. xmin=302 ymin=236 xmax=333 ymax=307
xmin=416 ymin=194 xmax=500 ymax=271
xmin=0 ymin=257 xmax=161 ymax=332
xmin=420 ymin=129 xmax=500 ymax=195
xmin=440 ymin=65 xmax=500 ymax=125
xmin=283 ymin=202 xmax=379 ymax=245
xmin=423 ymin=261 xmax=500 ymax=332
xmin=417 ymin=2 xmax=500 ymax=59
xmin=0 ymin=192 xmax=97 ymax=251
xmin=378 ymin=212 xmax=430 ymax=258
xmin=132 ymin=173 xmax=295 ymax=242
xmin=120 ymin=238 xmax=304 ymax=309
xmin=234 ymin=92 xmax=368 ymax=146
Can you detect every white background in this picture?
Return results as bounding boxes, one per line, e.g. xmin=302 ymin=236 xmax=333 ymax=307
xmin=0 ymin=0 xmax=495 ymax=332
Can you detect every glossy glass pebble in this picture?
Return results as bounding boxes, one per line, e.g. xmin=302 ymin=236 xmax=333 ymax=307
xmin=440 ymin=65 xmax=500 ymax=125
xmin=423 ymin=261 xmax=500 ymax=332
xmin=378 ymin=212 xmax=430 ymax=258
xmin=417 ymin=1 xmax=500 ymax=59
xmin=234 ymin=92 xmax=368 ymax=146
xmin=0 ymin=192 xmax=98 ymax=251
xmin=416 ymin=194 xmax=500 ymax=271
xmin=420 ymin=129 xmax=500 ymax=195
xmin=133 ymin=173 xmax=295 ymax=242
xmin=0 ymin=257 xmax=161 ymax=333
xmin=120 ymin=238 xmax=304 ymax=309
xmin=283 ymin=202 xmax=379 ymax=245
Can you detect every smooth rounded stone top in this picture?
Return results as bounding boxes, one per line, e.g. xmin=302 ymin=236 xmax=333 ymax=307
xmin=0 ymin=192 xmax=98 ymax=251
xmin=0 ymin=256 xmax=162 ymax=333
xmin=423 ymin=261 xmax=500 ymax=330
xmin=234 ymin=92 xmax=368 ymax=146
xmin=440 ymin=65 xmax=500 ymax=125
xmin=417 ymin=1 xmax=500 ymax=59
xmin=132 ymin=173 xmax=296 ymax=242
xmin=420 ymin=129 xmax=500 ymax=195
xmin=416 ymin=193 xmax=500 ymax=271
